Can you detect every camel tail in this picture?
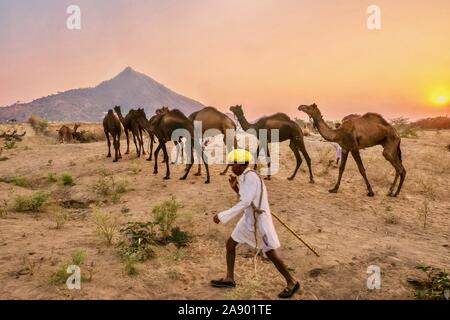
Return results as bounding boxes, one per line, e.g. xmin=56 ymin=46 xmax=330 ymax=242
xmin=397 ymin=141 xmax=402 ymax=161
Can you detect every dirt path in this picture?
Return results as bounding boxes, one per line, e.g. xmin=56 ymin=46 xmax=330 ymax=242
xmin=0 ymin=128 xmax=449 ymax=299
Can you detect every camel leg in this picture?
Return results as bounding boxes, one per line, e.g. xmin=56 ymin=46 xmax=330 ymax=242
xmin=194 ymin=141 xmax=202 ymax=176
xmin=105 ymin=131 xmax=112 ymax=158
xmin=162 ymin=143 xmax=170 ymax=180
xmin=263 ymin=143 xmax=271 ymax=180
xmin=220 ymin=135 xmax=236 ymax=175
xmin=329 ymin=149 xmax=349 ymax=193
xmin=198 ymin=141 xmax=210 ymax=183
xmin=147 ymin=135 xmax=154 ymax=161
xmin=287 ymin=140 xmax=302 ymax=181
xmin=351 ymin=150 xmax=375 ymax=197
xmin=132 ymin=132 xmax=140 ymax=157
xmin=113 ymin=133 xmax=120 ymax=162
xmin=118 ymin=134 xmax=122 ymax=159
xmin=297 ymin=138 xmax=314 ymax=183
xmin=383 ymin=142 xmax=406 ymax=197
xmin=153 ymin=143 xmax=162 ymax=174
xmin=180 ymin=141 xmax=195 ymax=180
xmin=124 ymin=129 xmax=130 ymax=154
xmin=139 ymin=129 xmax=146 ymax=155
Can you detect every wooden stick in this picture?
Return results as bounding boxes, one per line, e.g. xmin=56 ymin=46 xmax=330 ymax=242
xmin=271 ymin=211 xmax=320 ymax=257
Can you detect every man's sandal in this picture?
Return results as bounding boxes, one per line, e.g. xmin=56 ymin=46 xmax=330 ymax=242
xmin=210 ymin=279 xmax=236 ymax=288
xmin=278 ymin=282 xmax=300 ymax=298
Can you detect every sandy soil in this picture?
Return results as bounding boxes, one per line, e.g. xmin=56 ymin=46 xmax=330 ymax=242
xmin=0 ymin=123 xmax=449 ymax=300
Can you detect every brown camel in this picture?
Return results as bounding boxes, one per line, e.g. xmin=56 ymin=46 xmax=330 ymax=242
xmin=103 ymin=110 xmax=122 ymax=162
xmin=298 ymin=103 xmax=406 ymax=197
xmin=188 ymin=106 xmax=238 ymax=176
xmin=57 ymin=123 xmax=80 ymax=143
xmin=114 ymin=106 xmax=146 ymax=157
xmin=147 ymin=108 xmax=210 ymax=183
xmin=229 ymin=105 xmax=314 ymax=182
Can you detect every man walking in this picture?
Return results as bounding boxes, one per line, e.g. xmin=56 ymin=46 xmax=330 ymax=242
xmin=211 ymin=149 xmax=300 ymax=298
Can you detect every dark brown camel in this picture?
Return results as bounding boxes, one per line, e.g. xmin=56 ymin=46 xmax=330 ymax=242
xmin=147 ymin=108 xmax=210 ymax=183
xmin=298 ymin=103 xmax=406 ymax=197
xmin=229 ymin=105 xmax=314 ymax=182
xmin=103 ymin=110 xmax=122 ymax=162
xmin=188 ymin=106 xmax=238 ymax=176
xmin=114 ymin=106 xmax=146 ymax=157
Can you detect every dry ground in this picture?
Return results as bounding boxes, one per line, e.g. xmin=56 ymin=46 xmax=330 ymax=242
xmin=0 ymin=123 xmax=449 ymax=300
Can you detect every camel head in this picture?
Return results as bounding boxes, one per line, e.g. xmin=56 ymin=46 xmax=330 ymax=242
xmin=113 ymin=105 xmax=121 ymax=113
xmin=229 ymin=105 xmax=244 ymax=118
xmin=298 ymin=103 xmax=322 ymax=120
xmin=73 ymin=123 xmax=81 ymax=132
xmin=134 ymin=108 xmax=148 ymax=128
xmin=155 ymin=106 xmax=169 ymax=115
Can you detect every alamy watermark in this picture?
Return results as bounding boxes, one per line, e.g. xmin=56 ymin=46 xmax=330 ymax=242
xmin=66 ymin=5 xmax=81 ymax=30
xmin=367 ymin=265 xmax=381 ymax=290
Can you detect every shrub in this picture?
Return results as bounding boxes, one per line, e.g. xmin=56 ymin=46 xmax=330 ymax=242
xmin=117 ymin=222 xmax=156 ymax=262
xmin=47 ymin=210 xmax=68 ymax=229
xmin=61 ymin=174 xmax=74 ymax=186
xmin=0 ymin=200 xmax=8 ymax=218
xmin=50 ymin=249 xmax=87 ymax=285
xmin=414 ymin=264 xmax=450 ymax=300
xmin=47 ymin=172 xmax=57 ymax=183
xmin=12 ymin=176 xmax=30 ymax=188
xmin=168 ymin=227 xmax=191 ymax=248
xmin=28 ymin=115 xmax=49 ymax=135
xmin=91 ymin=209 xmax=120 ymax=246
xmin=14 ymin=191 xmax=49 ymax=213
xmin=123 ymin=255 xmax=139 ymax=276
xmin=3 ymin=140 xmax=16 ymax=150
xmin=152 ymin=196 xmax=180 ymax=237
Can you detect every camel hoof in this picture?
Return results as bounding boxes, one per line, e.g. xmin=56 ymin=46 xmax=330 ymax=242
xmin=107 ymin=155 xmax=111 ymax=158
xmin=113 ymin=159 xmax=118 ymax=163
xmin=153 ymin=171 xmax=158 ymax=174
xmin=125 ymin=152 xmax=129 ymax=155
xmin=146 ymin=158 xmax=152 ymax=162
xmin=264 ymin=177 xmax=271 ymax=181
xmin=180 ymin=177 xmax=187 ymax=180
xmin=219 ymin=172 xmax=226 ymax=176
xmin=194 ymin=173 xmax=202 ymax=176
xmin=287 ymin=177 xmax=294 ymax=181
xmin=164 ymin=176 xmax=170 ymax=180
xmin=205 ymin=180 xmax=210 ymax=184
xmin=367 ymin=192 xmax=375 ymax=197
xmin=170 ymin=162 xmax=176 ymax=165
xmin=309 ymin=180 xmax=315 ymax=184
xmin=328 ymin=189 xmax=338 ymax=193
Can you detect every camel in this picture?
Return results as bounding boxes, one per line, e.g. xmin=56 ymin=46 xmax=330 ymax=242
xmin=147 ymin=108 xmax=210 ymax=183
xmin=57 ymin=123 xmax=80 ymax=143
xmin=114 ymin=106 xmax=146 ymax=157
xmin=229 ymin=105 xmax=314 ymax=182
xmin=298 ymin=103 xmax=406 ymax=197
xmin=188 ymin=106 xmax=238 ymax=176
xmin=103 ymin=110 xmax=122 ymax=162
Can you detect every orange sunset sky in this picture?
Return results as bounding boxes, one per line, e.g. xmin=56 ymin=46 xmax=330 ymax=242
xmin=0 ymin=0 xmax=449 ymax=120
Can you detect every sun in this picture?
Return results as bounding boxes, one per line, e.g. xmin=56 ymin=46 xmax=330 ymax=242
xmin=435 ymin=95 xmax=447 ymax=105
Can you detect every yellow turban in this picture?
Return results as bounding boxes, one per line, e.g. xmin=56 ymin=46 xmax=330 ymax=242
xmin=227 ymin=149 xmax=253 ymax=163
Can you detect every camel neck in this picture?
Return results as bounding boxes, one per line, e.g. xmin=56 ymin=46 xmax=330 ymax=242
xmin=235 ymin=113 xmax=253 ymax=131
xmin=314 ymin=116 xmax=339 ymax=142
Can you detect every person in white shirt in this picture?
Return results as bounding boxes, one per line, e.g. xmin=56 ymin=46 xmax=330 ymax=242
xmin=211 ymin=149 xmax=300 ymax=298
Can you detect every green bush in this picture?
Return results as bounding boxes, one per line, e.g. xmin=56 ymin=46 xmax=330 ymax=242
xmin=14 ymin=191 xmax=49 ymax=213
xmin=50 ymin=249 xmax=87 ymax=284
xmin=152 ymin=196 xmax=180 ymax=237
xmin=61 ymin=174 xmax=74 ymax=186
xmin=13 ymin=176 xmax=30 ymax=188
xmin=47 ymin=172 xmax=57 ymax=183
xmin=91 ymin=209 xmax=120 ymax=246
xmin=415 ymin=264 xmax=450 ymax=300
xmin=168 ymin=227 xmax=191 ymax=248
xmin=118 ymin=222 xmax=156 ymax=262
xmin=3 ymin=140 xmax=16 ymax=150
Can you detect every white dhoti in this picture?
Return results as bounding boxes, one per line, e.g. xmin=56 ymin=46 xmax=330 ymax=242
xmin=218 ymin=169 xmax=280 ymax=253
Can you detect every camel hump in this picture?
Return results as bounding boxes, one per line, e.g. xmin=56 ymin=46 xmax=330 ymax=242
xmin=363 ymin=113 xmax=390 ymax=125
xmin=271 ymin=113 xmax=292 ymax=121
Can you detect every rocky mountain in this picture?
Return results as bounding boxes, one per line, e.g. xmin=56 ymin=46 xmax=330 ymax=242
xmin=0 ymin=67 xmax=204 ymax=122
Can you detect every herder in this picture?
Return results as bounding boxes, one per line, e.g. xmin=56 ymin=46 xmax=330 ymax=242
xmin=211 ymin=149 xmax=300 ymax=298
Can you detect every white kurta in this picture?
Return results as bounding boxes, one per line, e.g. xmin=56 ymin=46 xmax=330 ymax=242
xmin=217 ymin=169 xmax=281 ymax=253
